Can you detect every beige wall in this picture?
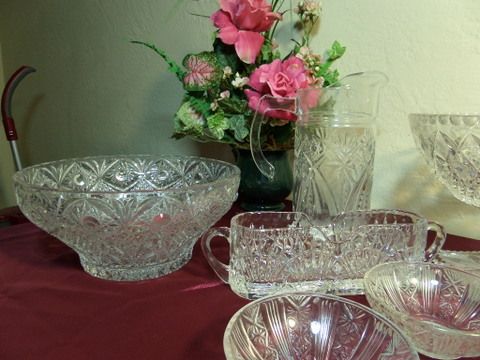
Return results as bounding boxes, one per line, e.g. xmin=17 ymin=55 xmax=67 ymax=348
xmin=0 ymin=0 xmax=479 ymax=238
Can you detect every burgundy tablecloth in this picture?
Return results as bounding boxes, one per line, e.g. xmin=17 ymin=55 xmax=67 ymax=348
xmin=0 ymin=204 xmax=479 ymax=360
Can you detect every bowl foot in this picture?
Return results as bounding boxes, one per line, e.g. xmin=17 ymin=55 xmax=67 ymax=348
xmin=79 ymin=251 xmax=193 ymax=281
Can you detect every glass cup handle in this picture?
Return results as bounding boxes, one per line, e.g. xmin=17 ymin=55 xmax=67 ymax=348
xmin=200 ymin=227 xmax=230 ymax=283
xmin=424 ymin=221 xmax=447 ymax=261
xmin=250 ymin=94 xmax=297 ymax=180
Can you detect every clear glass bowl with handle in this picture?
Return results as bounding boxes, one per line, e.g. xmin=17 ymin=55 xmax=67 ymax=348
xmin=364 ymin=261 xmax=480 ymax=359
xmin=13 ymin=155 xmax=240 ymax=281
xmin=202 ymin=209 xmax=446 ymax=297
xmin=224 ymin=292 xmax=420 ymax=360
xmin=409 ymin=113 xmax=480 ymax=207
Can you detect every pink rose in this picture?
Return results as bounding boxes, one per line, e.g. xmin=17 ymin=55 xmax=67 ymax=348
xmin=245 ymin=56 xmax=309 ymax=121
xmin=211 ymin=0 xmax=281 ymax=64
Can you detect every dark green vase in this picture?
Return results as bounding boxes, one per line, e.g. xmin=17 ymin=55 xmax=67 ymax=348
xmin=233 ymin=148 xmax=293 ymax=211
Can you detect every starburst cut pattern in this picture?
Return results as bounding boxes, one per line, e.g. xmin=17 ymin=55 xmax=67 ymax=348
xmin=364 ymin=262 xmax=480 ymax=358
xmin=293 ymin=124 xmax=376 ymax=221
xmin=229 ymin=210 xmax=430 ymax=297
xmin=225 ymin=294 xmax=418 ymax=359
xmin=410 ymin=114 xmax=480 ymax=207
xmin=13 ymin=155 xmax=239 ymax=281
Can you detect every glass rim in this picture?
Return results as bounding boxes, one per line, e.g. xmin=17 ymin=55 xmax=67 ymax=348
xmin=12 ymin=154 xmax=240 ymax=195
xmin=409 ymin=113 xmax=480 ymax=122
xmin=231 ymin=211 xmax=312 ymax=230
xmin=333 ymin=208 xmax=428 ymax=222
xmin=365 ymin=260 xmax=480 ymax=280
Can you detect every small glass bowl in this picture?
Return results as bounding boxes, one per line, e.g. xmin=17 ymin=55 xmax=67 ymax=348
xmin=364 ymin=261 xmax=480 ymax=359
xmin=224 ymin=292 xmax=419 ymax=360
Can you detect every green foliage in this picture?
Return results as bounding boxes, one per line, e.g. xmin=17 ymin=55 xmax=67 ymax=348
xmin=207 ymin=112 xmax=229 ymax=140
xmin=133 ymin=1 xmax=346 ymax=150
xmin=185 ymin=95 xmax=211 ymax=116
xmin=131 ymin=41 xmax=185 ymax=81
xmin=310 ymin=41 xmax=346 ymax=86
xmin=213 ymin=39 xmax=241 ymax=74
xmin=218 ymin=96 xmax=248 ymax=114
xmin=174 ymin=101 xmax=205 ymax=138
xmin=322 ymin=69 xmax=340 ymax=87
xmin=228 ymin=115 xmax=249 ymax=142
xmin=327 ymin=41 xmax=346 ymax=61
xmin=260 ymin=39 xmax=281 ymax=64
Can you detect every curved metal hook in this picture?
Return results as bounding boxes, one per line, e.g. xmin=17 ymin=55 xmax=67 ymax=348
xmin=1 ymin=65 xmax=36 ymax=141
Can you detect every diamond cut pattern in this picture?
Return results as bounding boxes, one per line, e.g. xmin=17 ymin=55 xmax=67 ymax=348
xmin=410 ymin=114 xmax=480 ymax=206
xmin=293 ymin=122 xmax=375 ymax=221
xmin=13 ymin=155 xmax=240 ymax=281
xmin=229 ymin=210 xmax=431 ymax=297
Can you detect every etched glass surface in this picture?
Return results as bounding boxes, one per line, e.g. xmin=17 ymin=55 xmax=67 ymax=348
xmin=224 ymin=293 xmax=419 ymax=360
xmin=13 ymin=155 xmax=240 ymax=281
xmin=227 ymin=212 xmax=314 ymax=299
xmin=293 ymin=114 xmax=375 ymax=223
xmin=410 ymin=114 xmax=480 ymax=207
xmin=364 ymin=262 xmax=480 ymax=359
xmin=435 ymin=250 xmax=480 ymax=275
xmin=211 ymin=210 xmax=443 ymax=298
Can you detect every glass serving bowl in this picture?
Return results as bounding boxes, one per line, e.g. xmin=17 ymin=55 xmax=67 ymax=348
xmin=435 ymin=250 xmax=480 ymax=276
xmin=409 ymin=113 xmax=480 ymax=207
xmin=13 ymin=155 xmax=240 ymax=281
xmin=224 ymin=292 xmax=419 ymax=360
xmin=364 ymin=261 xmax=480 ymax=359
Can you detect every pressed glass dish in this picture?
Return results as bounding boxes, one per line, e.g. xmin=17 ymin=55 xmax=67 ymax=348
xmin=364 ymin=261 xmax=480 ymax=359
xmin=204 ymin=209 xmax=445 ymax=298
xmin=290 ymin=209 xmax=444 ymax=296
xmin=13 ymin=155 xmax=240 ymax=281
xmin=409 ymin=113 xmax=480 ymax=207
xmin=435 ymin=250 xmax=480 ymax=275
xmin=224 ymin=292 xmax=419 ymax=360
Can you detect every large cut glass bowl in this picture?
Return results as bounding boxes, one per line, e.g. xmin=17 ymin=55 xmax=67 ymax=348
xmin=409 ymin=113 xmax=480 ymax=207
xmin=13 ymin=155 xmax=240 ymax=281
xmin=224 ymin=292 xmax=419 ymax=360
xmin=364 ymin=261 xmax=480 ymax=359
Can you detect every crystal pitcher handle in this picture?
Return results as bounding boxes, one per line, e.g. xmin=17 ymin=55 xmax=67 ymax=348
xmin=200 ymin=227 xmax=230 ymax=283
xmin=250 ymin=95 xmax=297 ymax=180
xmin=424 ymin=221 xmax=446 ymax=261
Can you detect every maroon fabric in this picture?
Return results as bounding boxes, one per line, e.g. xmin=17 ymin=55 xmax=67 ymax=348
xmin=0 ymin=204 xmax=479 ymax=360
xmin=0 ymin=206 xmax=27 ymax=227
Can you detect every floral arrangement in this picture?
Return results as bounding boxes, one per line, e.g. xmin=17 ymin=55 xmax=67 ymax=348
xmin=133 ymin=0 xmax=345 ymax=150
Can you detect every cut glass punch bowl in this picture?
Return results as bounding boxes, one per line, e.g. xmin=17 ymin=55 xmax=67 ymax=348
xmin=13 ymin=155 xmax=240 ymax=281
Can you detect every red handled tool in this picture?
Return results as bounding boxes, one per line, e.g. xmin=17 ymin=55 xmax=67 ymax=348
xmin=1 ymin=65 xmax=36 ymax=171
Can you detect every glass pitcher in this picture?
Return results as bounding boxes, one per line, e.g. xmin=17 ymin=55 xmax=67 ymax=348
xmin=250 ymin=71 xmax=388 ymax=223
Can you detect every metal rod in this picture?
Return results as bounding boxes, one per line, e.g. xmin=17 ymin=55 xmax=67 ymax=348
xmin=9 ymin=140 xmax=22 ymax=171
xmin=1 ymin=65 xmax=36 ymax=172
